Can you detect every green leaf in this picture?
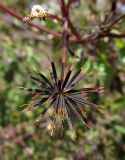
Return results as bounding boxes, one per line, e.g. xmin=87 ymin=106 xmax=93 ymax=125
xmin=114 ymin=125 xmax=125 ymax=134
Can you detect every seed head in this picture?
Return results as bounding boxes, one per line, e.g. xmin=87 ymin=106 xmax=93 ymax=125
xmin=20 ymin=57 xmax=103 ymax=136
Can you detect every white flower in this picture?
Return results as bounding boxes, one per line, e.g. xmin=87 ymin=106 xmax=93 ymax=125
xmin=31 ymin=5 xmax=47 ymax=18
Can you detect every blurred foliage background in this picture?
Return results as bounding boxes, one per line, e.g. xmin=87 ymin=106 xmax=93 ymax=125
xmin=0 ymin=0 xmax=125 ymax=160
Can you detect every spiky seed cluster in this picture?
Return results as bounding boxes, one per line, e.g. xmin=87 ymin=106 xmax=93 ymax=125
xmin=21 ymin=57 xmax=103 ymax=136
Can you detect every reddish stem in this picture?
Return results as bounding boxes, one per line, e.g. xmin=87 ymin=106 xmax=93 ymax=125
xmin=71 ymin=32 xmax=125 ymax=44
xmin=0 ymin=3 xmax=61 ymax=38
xmin=1 ymin=2 xmax=125 ymax=45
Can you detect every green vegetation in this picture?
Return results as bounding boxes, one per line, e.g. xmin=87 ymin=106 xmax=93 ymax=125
xmin=0 ymin=0 xmax=125 ymax=159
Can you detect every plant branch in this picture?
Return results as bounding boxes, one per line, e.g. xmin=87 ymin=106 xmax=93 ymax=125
xmin=48 ymin=13 xmax=64 ymax=22
xmin=0 ymin=3 xmax=62 ymax=38
xmin=1 ymin=2 xmax=125 ymax=45
xmin=60 ymin=0 xmax=82 ymax=40
xmin=60 ymin=0 xmax=68 ymax=17
xmin=100 ymin=14 xmax=125 ymax=30
xmin=68 ymin=18 xmax=81 ymax=39
xmin=71 ymin=32 xmax=125 ymax=44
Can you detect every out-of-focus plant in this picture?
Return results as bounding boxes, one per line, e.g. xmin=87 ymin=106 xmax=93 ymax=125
xmin=0 ymin=0 xmax=125 ymax=159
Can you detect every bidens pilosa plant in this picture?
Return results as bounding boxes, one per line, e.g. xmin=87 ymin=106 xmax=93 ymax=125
xmin=23 ymin=5 xmax=49 ymax=23
xmin=20 ymin=55 xmax=103 ymax=136
xmin=21 ymin=4 xmax=103 ymax=136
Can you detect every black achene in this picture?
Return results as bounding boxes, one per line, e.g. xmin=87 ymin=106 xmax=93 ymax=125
xmin=20 ymin=57 xmax=103 ymax=136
